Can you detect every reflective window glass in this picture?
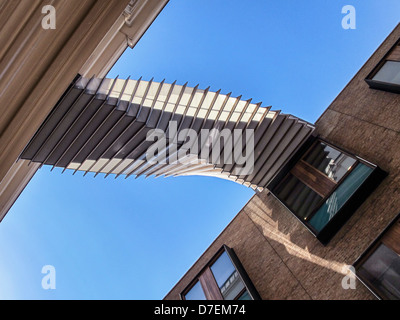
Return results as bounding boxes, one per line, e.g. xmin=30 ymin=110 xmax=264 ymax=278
xmin=274 ymin=173 xmax=322 ymax=220
xmin=210 ymin=251 xmax=246 ymax=300
xmin=358 ymin=244 xmax=400 ymax=300
xmin=303 ymin=141 xmax=357 ymax=182
xmin=309 ymin=163 xmax=373 ymax=231
xmin=185 ymin=280 xmax=206 ymax=300
xmin=372 ymin=61 xmax=400 ymax=85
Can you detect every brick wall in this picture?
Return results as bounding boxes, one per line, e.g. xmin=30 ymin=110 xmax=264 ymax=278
xmin=164 ymin=23 xmax=400 ymax=300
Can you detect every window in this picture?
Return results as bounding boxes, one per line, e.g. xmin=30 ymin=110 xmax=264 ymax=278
xmin=184 ymin=280 xmax=207 ymax=300
xmin=372 ymin=61 xmax=400 ymax=85
xmin=366 ymin=41 xmax=400 ymax=93
xmin=181 ymin=245 xmax=260 ymax=300
xmin=269 ymin=139 xmax=386 ymax=244
xmin=354 ymin=216 xmax=400 ymax=300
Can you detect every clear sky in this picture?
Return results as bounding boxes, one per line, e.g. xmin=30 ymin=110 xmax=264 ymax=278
xmin=0 ymin=0 xmax=399 ymax=300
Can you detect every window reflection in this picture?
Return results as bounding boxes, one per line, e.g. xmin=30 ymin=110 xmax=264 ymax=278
xmin=182 ymin=246 xmax=260 ymax=300
xmin=372 ymin=61 xmax=400 ymax=85
xmin=210 ymin=251 xmax=249 ymax=300
xmin=274 ymin=173 xmax=322 ymax=220
xmin=303 ymin=142 xmax=356 ymax=183
xmin=185 ymin=280 xmax=206 ymax=300
xmin=358 ymin=244 xmax=400 ymax=300
xmin=309 ymin=163 xmax=373 ymax=232
xmin=271 ymin=139 xmax=379 ymax=242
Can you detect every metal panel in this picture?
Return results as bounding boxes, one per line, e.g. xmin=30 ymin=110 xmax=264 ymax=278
xmin=20 ymin=76 xmax=315 ymax=189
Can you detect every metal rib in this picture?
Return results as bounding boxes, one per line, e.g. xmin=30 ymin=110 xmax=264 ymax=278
xmin=19 ymin=76 xmax=315 ymax=189
xmin=112 ymin=80 xmax=178 ymax=179
xmin=30 ymin=75 xmax=96 ymax=167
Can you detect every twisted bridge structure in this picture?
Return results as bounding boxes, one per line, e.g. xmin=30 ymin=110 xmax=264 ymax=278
xmin=20 ymin=76 xmax=314 ymax=191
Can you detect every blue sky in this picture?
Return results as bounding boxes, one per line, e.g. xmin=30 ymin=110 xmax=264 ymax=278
xmin=0 ymin=0 xmax=399 ymax=300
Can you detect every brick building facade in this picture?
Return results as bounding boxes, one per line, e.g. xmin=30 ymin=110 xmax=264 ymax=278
xmin=165 ymin=23 xmax=400 ymax=301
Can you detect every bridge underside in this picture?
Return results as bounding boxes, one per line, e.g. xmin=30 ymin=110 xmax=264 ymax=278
xmin=20 ymin=76 xmax=314 ymax=190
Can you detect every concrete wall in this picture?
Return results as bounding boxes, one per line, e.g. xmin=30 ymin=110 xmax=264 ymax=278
xmin=165 ymin=23 xmax=400 ymax=300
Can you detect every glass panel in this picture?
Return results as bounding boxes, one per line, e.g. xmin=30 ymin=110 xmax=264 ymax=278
xmin=274 ymin=173 xmax=322 ymax=220
xmin=358 ymin=244 xmax=400 ymax=300
xmin=372 ymin=61 xmax=400 ymax=85
xmin=210 ymin=251 xmax=245 ymax=300
xmin=185 ymin=280 xmax=206 ymax=300
xmin=309 ymin=163 xmax=373 ymax=232
xmin=237 ymin=290 xmax=252 ymax=300
xmin=303 ymin=141 xmax=357 ymax=182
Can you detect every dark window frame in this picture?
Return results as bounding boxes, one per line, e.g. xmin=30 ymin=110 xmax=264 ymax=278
xmin=180 ymin=245 xmax=261 ymax=300
xmin=268 ymin=136 xmax=386 ymax=245
xmin=365 ymin=39 xmax=400 ymax=93
xmin=353 ymin=213 xmax=400 ymax=300
xmin=287 ymin=139 xmax=372 ymax=224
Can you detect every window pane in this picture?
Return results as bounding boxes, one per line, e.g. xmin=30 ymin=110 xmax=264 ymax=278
xmin=210 ymin=251 xmax=245 ymax=300
xmin=358 ymin=244 xmax=400 ymax=300
xmin=309 ymin=163 xmax=373 ymax=232
xmin=372 ymin=61 xmax=400 ymax=85
xmin=237 ymin=290 xmax=252 ymax=300
xmin=274 ymin=173 xmax=322 ymax=220
xmin=185 ymin=280 xmax=206 ymax=300
xmin=303 ymin=141 xmax=357 ymax=182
